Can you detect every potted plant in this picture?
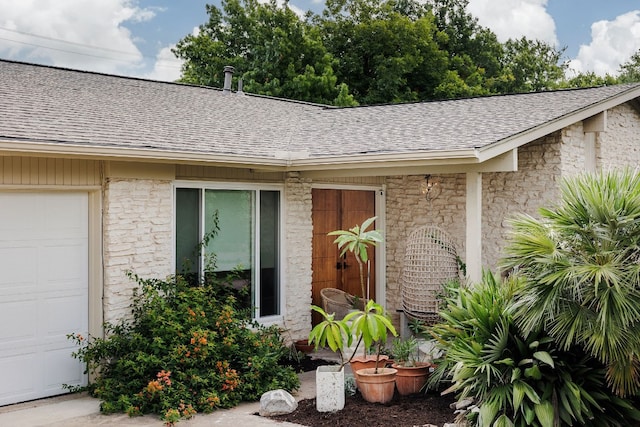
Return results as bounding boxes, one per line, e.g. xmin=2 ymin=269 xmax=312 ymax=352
xmin=308 ymin=305 xmax=356 ymax=412
xmin=390 ymin=336 xmax=432 ymax=395
xmin=346 ymin=299 xmax=398 ymax=404
xmin=328 ymin=216 xmax=382 ymax=302
xmin=309 ymin=299 xmax=398 ymax=408
xmin=328 ymin=216 xmax=387 ymax=371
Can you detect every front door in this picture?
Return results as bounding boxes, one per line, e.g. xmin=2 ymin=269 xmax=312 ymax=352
xmin=311 ymin=189 xmax=376 ymax=325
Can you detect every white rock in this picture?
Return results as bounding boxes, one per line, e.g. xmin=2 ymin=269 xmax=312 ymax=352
xmin=258 ymin=389 xmax=298 ymax=416
xmin=455 ymin=398 xmax=474 ymax=410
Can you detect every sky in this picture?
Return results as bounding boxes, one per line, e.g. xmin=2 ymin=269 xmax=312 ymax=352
xmin=0 ymin=0 xmax=638 ymax=83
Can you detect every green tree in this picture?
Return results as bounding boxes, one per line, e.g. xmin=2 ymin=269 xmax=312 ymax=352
xmin=618 ymin=49 xmax=640 ymax=83
xmin=503 ymin=169 xmax=640 ymax=397
xmin=425 ymin=0 xmax=503 ymax=96
xmin=497 ymin=37 xmax=567 ymax=93
xmin=173 ymin=0 xmax=357 ymax=105
xmin=561 ymin=71 xmax=620 ymax=88
xmin=317 ymin=0 xmax=450 ymax=104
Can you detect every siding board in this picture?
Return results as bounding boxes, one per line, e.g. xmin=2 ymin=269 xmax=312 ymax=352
xmin=0 ymin=156 xmax=101 ymax=186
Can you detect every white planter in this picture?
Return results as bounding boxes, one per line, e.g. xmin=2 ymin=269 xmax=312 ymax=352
xmin=316 ymin=365 xmax=345 ymax=412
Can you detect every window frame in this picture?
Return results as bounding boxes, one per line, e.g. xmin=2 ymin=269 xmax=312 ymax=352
xmin=173 ymin=181 xmax=285 ymax=323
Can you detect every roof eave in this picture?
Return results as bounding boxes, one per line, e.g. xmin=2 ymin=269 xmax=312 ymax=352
xmin=477 ymin=85 xmax=640 ymax=161
xmin=0 ymin=139 xmax=288 ymax=170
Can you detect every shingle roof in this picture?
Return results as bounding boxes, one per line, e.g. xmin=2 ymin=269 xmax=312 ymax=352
xmin=1 ymin=59 xmax=639 ymax=167
xmin=300 ymin=85 xmax=640 ymax=157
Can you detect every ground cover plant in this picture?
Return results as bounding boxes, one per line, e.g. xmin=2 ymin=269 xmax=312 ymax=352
xmin=67 ymin=272 xmax=299 ymax=424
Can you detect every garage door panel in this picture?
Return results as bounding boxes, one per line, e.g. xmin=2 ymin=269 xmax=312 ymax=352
xmin=0 ymin=246 xmax=37 ymax=286
xmin=43 ymin=347 xmax=85 ymax=389
xmin=41 ymin=241 xmax=88 ymax=285
xmin=0 ymin=192 xmax=88 ymax=406
xmin=0 ymin=352 xmax=38 ymax=404
xmin=43 ymin=293 xmax=88 ymax=336
xmin=0 ymin=298 xmax=37 ymax=343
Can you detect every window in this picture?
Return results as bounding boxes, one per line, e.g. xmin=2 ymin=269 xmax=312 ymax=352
xmin=175 ymin=185 xmax=281 ymax=319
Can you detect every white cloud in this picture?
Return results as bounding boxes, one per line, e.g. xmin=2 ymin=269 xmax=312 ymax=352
xmin=467 ymin=0 xmax=558 ymax=46
xmin=0 ymin=0 xmax=153 ymax=75
xmin=569 ymin=11 xmax=640 ymax=77
xmin=143 ymin=45 xmax=183 ymax=82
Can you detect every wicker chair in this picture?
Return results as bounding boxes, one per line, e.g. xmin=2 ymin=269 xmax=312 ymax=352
xmin=320 ymin=288 xmax=364 ymax=320
xmin=400 ymin=225 xmax=460 ymax=325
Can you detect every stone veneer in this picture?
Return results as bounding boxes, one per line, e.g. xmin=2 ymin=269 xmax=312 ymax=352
xmin=282 ymin=173 xmax=314 ymax=340
xmin=102 ymin=178 xmax=174 ymax=324
xmin=599 ymin=104 xmax=640 ymax=169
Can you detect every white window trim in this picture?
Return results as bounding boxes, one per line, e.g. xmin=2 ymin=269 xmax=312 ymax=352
xmin=173 ymin=180 xmax=285 ymax=323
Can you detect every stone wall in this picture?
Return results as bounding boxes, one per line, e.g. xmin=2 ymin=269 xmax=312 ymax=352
xmin=482 ymin=134 xmax=563 ymax=272
xmin=384 ymin=134 xmax=566 ymax=325
xmin=384 ymin=174 xmax=466 ymax=325
xmin=598 ymin=104 xmax=640 ymax=169
xmin=282 ymin=173 xmax=314 ymax=340
xmin=102 ymin=178 xmax=174 ymax=324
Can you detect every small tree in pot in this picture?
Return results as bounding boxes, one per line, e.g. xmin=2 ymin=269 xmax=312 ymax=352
xmin=328 ymin=216 xmax=382 ymax=303
xmin=309 ymin=300 xmax=398 ymax=408
xmin=328 ymin=216 xmax=387 ymax=369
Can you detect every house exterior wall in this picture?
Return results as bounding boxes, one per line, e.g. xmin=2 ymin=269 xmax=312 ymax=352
xmin=102 ymin=178 xmax=174 ymax=324
xmin=0 ymin=156 xmax=101 ymax=185
xmin=481 ymin=134 xmax=563 ymax=272
xmin=282 ymin=173 xmax=314 ymax=339
xmin=598 ymin=104 xmax=640 ymax=169
xmin=384 ymin=174 xmax=466 ymax=324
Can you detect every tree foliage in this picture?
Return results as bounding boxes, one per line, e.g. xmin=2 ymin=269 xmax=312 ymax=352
xmin=618 ymin=49 xmax=640 ymax=83
xmin=173 ymin=0 xmax=355 ymax=105
xmin=174 ymin=0 xmax=634 ymax=105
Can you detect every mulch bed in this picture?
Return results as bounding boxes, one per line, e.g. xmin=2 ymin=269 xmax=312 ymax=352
xmin=270 ymin=355 xmax=458 ymax=427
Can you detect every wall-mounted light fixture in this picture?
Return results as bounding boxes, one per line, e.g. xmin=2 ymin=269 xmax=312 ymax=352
xmin=421 ymin=174 xmax=442 ymax=201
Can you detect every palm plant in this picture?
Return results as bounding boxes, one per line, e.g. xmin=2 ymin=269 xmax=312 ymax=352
xmin=328 ymin=216 xmax=383 ymax=301
xmin=430 ymin=272 xmax=640 ymax=426
xmin=502 ymin=169 xmax=640 ymax=397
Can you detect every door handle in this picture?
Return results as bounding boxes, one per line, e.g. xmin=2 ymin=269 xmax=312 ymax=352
xmin=335 ymin=261 xmax=348 ymax=270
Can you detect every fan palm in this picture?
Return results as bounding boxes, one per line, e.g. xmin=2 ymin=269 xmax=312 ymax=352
xmin=502 ymin=168 xmax=640 ymax=397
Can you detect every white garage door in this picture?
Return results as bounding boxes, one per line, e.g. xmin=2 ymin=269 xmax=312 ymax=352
xmin=0 ymin=192 xmax=88 ymax=406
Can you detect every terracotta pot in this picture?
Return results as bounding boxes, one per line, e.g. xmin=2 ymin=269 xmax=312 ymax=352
xmin=294 ymin=339 xmax=314 ymax=354
xmin=350 ymin=355 xmax=389 ymax=390
xmin=391 ymin=362 xmax=430 ymax=395
xmin=349 ymin=355 xmax=389 ymax=372
xmin=354 ymin=367 xmax=397 ymax=404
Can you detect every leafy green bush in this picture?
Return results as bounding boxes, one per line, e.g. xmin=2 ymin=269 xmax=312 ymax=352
xmin=68 ymin=273 xmax=299 ymax=423
xmin=503 ymin=169 xmax=640 ymax=397
xmin=430 ymin=272 xmax=640 ymax=427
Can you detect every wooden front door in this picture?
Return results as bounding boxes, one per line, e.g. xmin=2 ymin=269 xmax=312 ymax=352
xmin=311 ymin=189 xmax=376 ymax=325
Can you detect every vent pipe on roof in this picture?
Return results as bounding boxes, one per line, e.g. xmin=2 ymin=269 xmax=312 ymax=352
xmin=223 ymin=65 xmax=234 ymax=94
xmin=237 ymin=78 xmax=244 ymax=95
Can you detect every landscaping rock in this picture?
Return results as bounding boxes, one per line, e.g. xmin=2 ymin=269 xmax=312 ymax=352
xmin=259 ymin=389 xmax=298 ymax=416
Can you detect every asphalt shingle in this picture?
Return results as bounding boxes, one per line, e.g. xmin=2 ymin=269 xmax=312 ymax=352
xmin=1 ymin=60 xmax=639 ymax=163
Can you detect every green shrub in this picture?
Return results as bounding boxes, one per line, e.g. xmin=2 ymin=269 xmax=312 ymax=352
xmin=68 ymin=272 xmax=299 ymax=423
xmin=503 ymin=169 xmax=640 ymax=397
xmin=430 ymin=272 xmax=640 ymax=426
